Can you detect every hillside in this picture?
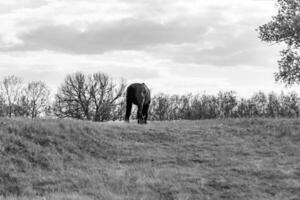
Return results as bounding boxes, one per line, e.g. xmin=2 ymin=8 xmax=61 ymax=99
xmin=0 ymin=118 xmax=300 ymax=200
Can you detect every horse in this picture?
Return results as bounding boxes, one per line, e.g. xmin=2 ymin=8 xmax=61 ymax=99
xmin=125 ymin=83 xmax=151 ymax=124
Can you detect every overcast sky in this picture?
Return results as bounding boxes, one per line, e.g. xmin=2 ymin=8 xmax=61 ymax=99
xmin=0 ymin=0 xmax=296 ymax=96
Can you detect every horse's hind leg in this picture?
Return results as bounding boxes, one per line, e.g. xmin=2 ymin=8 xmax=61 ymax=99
xmin=125 ymin=101 xmax=132 ymax=122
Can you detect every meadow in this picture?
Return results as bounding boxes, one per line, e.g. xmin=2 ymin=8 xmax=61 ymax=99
xmin=0 ymin=118 xmax=299 ymax=200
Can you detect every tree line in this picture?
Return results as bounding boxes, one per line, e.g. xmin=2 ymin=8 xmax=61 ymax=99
xmin=0 ymin=72 xmax=299 ymax=121
xmin=149 ymin=91 xmax=299 ymax=120
xmin=0 ymin=75 xmax=51 ymax=118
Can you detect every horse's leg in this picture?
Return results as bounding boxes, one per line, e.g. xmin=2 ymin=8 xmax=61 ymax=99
xmin=142 ymin=103 xmax=150 ymax=124
xmin=125 ymin=101 xmax=132 ymax=122
xmin=137 ymin=103 xmax=144 ymax=124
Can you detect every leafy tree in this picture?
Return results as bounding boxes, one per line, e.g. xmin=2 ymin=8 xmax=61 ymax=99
xmin=258 ymin=0 xmax=300 ymax=85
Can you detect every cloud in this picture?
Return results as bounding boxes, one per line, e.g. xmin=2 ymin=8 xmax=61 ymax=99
xmin=0 ymin=0 xmax=286 ymax=97
xmin=146 ymin=23 xmax=281 ymax=68
xmin=0 ymin=0 xmax=48 ymax=13
xmin=0 ymin=0 xmax=278 ymax=69
xmin=1 ymin=16 xmax=211 ymax=54
xmin=0 ymin=50 xmax=162 ymax=85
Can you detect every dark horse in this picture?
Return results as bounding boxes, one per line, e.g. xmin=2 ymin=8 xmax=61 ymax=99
xmin=125 ymin=83 xmax=151 ymax=124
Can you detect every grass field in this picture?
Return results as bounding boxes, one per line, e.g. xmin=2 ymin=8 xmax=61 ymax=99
xmin=0 ymin=118 xmax=300 ymax=200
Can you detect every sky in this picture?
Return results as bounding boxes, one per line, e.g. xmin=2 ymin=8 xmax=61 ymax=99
xmin=0 ymin=0 xmax=297 ymax=97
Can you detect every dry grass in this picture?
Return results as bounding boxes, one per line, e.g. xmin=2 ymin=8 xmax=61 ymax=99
xmin=0 ymin=118 xmax=300 ymax=200
xmin=0 ymin=193 xmax=92 ymax=200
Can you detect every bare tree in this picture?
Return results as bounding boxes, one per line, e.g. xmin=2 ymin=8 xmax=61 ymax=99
xmin=90 ymin=73 xmax=126 ymax=121
xmin=169 ymin=95 xmax=181 ymax=120
xmin=150 ymin=94 xmax=171 ymax=120
xmin=217 ymin=91 xmax=237 ymax=118
xmin=24 ymin=81 xmax=51 ymax=118
xmin=179 ymin=94 xmax=192 ymax=119
xmin=1 ymin=75 xmax=23 ymax=117
xmin=0 ymin=95 xmax=7 ymax=117
xmin=267 ymin=92 xmax=280 ymax=118
xmin=251 ymin=92 xmax=268 ymax=117
xmin=111 ymin=95 xmax=126 ymax=121
xmin=54 ymin=72 xmax=126 ymax=121
xmin=54 ymin=72 xmax=92 ymax=119
xmin=279 ymin=92 xmax=299 ymax=117
xmin=191 ymin=94 xmax=218 ymax=119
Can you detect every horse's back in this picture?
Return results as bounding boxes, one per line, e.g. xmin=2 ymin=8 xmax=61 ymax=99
xmin=127 ymin=83 xmax=150 ymax=105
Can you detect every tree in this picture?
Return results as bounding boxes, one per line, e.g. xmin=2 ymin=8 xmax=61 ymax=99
xmin=191 ymin=94 xmax=218 ymax=119
xmin=54 ymin=72 xmax=126 ymax=121
xmin=217 ymin=91 xmax=237 ymax=118
xmin=54 ymin=72 xmax=91 ymax=119
xmin=258 ymin=0 xmax=300 ymax=85
xmin=1 ymin=75 xmax=23 ymax=117
xmin=279 ymin=91 xmax=299 ymax=117
xmin=168 ymin=95 xmax=181 ymax=120
xmin=178 ymin=94 xmax=192 ymax=119
xmin=24 ymin=81 xmax=51 ymax=118
xmin=0 ymin=95 xmax=7 ymax=117
xmin=150 ymin=94 xmax=170 ymax=120
xmin=237 ymin=98 xmax=251 ymax=118
xmin=111 ymin=95 xmax=126 ymax=121
xmin=90 ymin=73 xmax=126 ymax=121
xmin=267 ymin=92 xmax=281 ymax=118
xmin=251 ymin=92 xmax=268 ymax=117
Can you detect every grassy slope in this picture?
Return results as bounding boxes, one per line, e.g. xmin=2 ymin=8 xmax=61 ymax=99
xmin=0 ymin=118 xmax=300 ymax=200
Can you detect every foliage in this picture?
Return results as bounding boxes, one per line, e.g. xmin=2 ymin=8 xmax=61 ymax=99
xmin=258 ymin=0 xmax=300 ymax=85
